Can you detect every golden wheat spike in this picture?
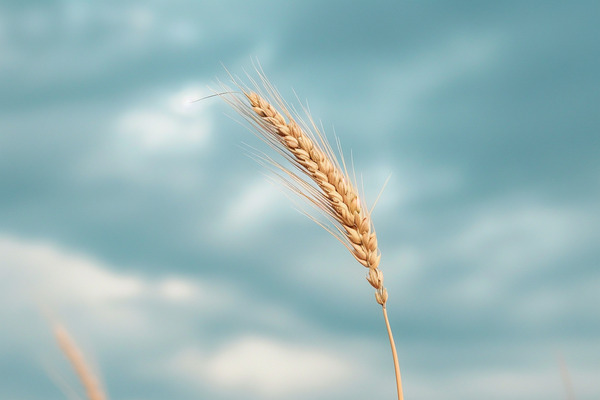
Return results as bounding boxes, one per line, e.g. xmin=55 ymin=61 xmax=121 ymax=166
xmin=220 ymin=68 xmax=403 ymax=400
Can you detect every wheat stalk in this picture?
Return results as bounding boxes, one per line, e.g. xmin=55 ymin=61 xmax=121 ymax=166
xmin=221 ymin=69 xmax=404 ymax=400
xmin=54 ymin=324 xmax=107 ymax=400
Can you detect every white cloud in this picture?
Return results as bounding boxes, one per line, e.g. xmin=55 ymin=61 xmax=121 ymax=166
xmin=117 ymin=110 xmax=204 ymax=149
xmin=156 ymin=277 xmax=198 ymax=302
xmin=0 ymin=234 xmax=242 ymax=339
xmin=0 ymin=235 xmax=143 ymax=307
xmin=381 ymin=197 xmax=599 ymax=316
xmin=169 ymin=335 xmax=356 ymax=398
xmin=0 ymin=234 xmax=156 ymax=364
xmin=1 ymin=233 xmax=367 ymax=398
xmin=116 ymin=84 xmax=213 ymax=153
xmin=447 ymin=202 xmax=588 ymax=275
xmin=216 ymin=179 xmax=285 ymax=236
xmin=77 ymin=83 xmax=215 ymax=189
xmin=413 ymin=369 xmax=549 ymax=399
xmin=388 ymin=198 xmax=594 ymax=287
xmin=410 ymin=366 xmax=600 ymax=400
xmin=362 ymin=161 xmax=464 ymax=213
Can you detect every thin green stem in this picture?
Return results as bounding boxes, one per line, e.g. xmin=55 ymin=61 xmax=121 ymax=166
xmin=383 ymin=305 xmax=403 ymax=400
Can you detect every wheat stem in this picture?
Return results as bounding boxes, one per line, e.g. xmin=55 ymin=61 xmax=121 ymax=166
xmin=383 ymin=305 xmax=403 ymax=400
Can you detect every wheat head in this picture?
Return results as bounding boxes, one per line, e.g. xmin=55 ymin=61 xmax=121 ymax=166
xmin=222 ymin=74 xmax=388 ymax=306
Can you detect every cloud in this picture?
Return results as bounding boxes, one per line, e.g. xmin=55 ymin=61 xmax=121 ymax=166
xmin=168 ymin=335 xmax=357 ymax=398
xmin=71 ymin=82 xmax=215 ymax=195
xmin=444 ymin=199 xmax=593 ymax=277
xmin=156 ymin=277 xmax=197 ymax=302
xmin=215 ymin=178 xmax=287 ymax=237
xmin=0 ymin=235 xmax=143 ymax=308
xmin=2 ymin=234 xmax=374 ymax=398
xmin=0 ymin=234 xmax=154 ymax=374
xmin=0 ymin=234 xmax=230 ymax=342
xmin=361 ymin=161 xmax=465 ymax=213
xmin=115 ymin=84 xmax=213 ymax=153
xmin=1 ymin=1 xmax=599 ymax=399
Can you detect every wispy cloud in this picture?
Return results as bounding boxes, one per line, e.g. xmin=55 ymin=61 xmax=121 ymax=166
xmin=168 ymin=335 xmax=356 ymax=398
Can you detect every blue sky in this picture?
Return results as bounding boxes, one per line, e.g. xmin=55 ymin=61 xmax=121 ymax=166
xmin=1 ymin=1 xmax=599 ymax=399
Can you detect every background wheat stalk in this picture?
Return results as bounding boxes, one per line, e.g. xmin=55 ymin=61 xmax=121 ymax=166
xmin=53 ymin=323 xmax=107 ymax=400
xmin=221 ymin=69 xmax=404 ymax=400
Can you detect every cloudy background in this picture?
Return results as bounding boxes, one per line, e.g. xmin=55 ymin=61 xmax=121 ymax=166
xmin=1 ymin=1 xmax=599 ymax=399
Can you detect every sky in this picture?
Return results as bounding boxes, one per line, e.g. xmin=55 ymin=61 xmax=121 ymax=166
xmin=1 ymin=1 xmax=599 ymax=399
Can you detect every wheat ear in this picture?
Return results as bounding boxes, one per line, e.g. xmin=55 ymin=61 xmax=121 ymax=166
xmin=222 ymin=71 xmax=404 ymax=400
xmin=54 ymin=324 xmax=107 ymax=400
